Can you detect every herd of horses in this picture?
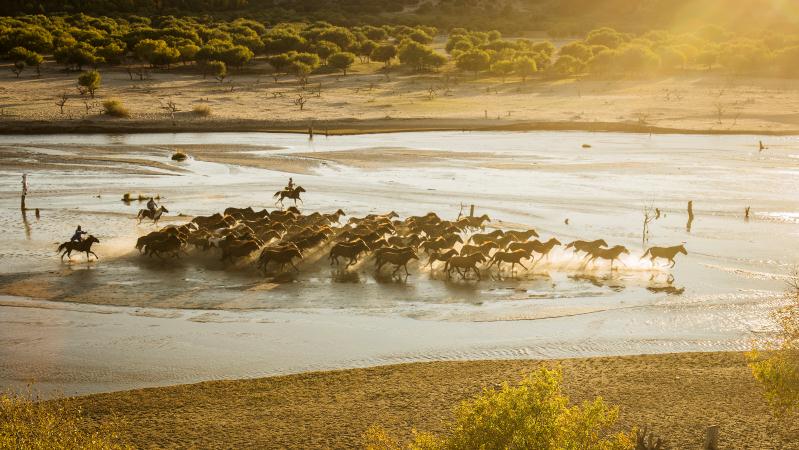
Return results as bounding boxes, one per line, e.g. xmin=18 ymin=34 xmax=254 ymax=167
xmin=125 ymin=205 xmax=688 ymax=280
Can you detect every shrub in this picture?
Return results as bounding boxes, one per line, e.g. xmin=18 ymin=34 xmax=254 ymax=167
xmin=192 ymin=104 xmax=212 ymax=117
xmin=171 ymin=152 xmax=188 ymax=161
xmin=328 ymin=51 xmax=356 ymax=75
xmin=102 ymin=98 xmax=129 ymax=118
xmin=78 ymin=70 xmax=101 ymax=97
xmin=363 ymin=367 xmax=634 ymax=449
xmin=0 ymin=392 xmax=132 ymax=449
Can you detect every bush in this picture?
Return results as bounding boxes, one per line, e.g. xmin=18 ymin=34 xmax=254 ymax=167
xmin=328 ymin=51 xmax=356 ymax=75
xmin=192 ymin=104 xmax=212 ymax=117
xmin=171 ymin=152 xmax=188 ymax=161
xmin=364 ymin=366 xmax=634 ymax=449
xmin=0 ymin=392 xmax=132 ymax=449
xmin=102 ymin=98 xmax=129 ymax=118
xmin=77 ymin=70 xmax=101 ymax=97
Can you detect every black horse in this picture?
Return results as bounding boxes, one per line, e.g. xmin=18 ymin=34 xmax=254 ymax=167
xmin=273 ymin=186 xmax=306 ymax=207
xmin=57 ymin=235 xmax=100 ymax=261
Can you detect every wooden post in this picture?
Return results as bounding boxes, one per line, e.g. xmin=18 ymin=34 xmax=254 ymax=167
xmin=469 ymin=204 xmax=475 ymax=218
xmin=704 ymin=425 xmax=719 ymax=450
xmin=20 ymin=194 xmax=25 ymax=211
xmin=686 ymin=200 xmax=694 ymax=232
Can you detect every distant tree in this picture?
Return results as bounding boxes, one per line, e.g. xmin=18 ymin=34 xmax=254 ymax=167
xmin=206 ymin=60 xmax=226 ymax=83
xmin=25 ymin=51 xmax=43 ymax=76
xmin=267 ymin=53 xmax=293 ymax=81
xmin=514 ymin=56 xmax=537 ymax=81
xmin=262 ymin=30 xmax=306 ymax=54
xmin=492 ymin=59 xmax=514 ymax=82
xmin=177 ymin=44 xmax=200 ymax=65
xmin=290 ymin=60 xmax=312 ymax=85
xmin=587 ymin=49 xmax=618 ymax=74
xmin=696 ymin=50 xmax=718 ymax=70
xmin=532 ymin=41 xmax=556 ymax=58
xmin=8 ymin=47 xmax=33 ymax=77
xmin=318 ymin=27 xmax=356 ymax=51
xmin=371 ymin=44 xmax=397 ymax=68
xmin=585 ymin=27 xmax=624 ymax=49
xmin=77 ymin=70 xmax=101 ymax=97
xmin=423 ymin=52 xmax=447 ymax=70
xmin=408 ymin=30 xmax=433 ymax=44
xmin=550 ymin=55 xmax=584 ymax=77
xmin=357 ymin=39 xmax=377 ymax=63
xmin=487 ymin=30 xmax=502 ymax=41
xmin=54 ymin=42 xmax=99 ymax=70
xmin=616 ymin=45 xmax=661 ymax=74
xmin=559 ymin=41 xmax=593 ymax=63
xmin=96 ymin=42 xmax=125 ymax=65
xmin=220 ymin=45 xmax=254 ymax=69
xmin=398 ymin=40 xmax=438 ymax=71
xmin=456 ymin=48 xmax=490 ymax=76
xmin=363 ymin=26 xmax=387 ymax=42
xmin=656 ymin=46 xmax=686 ymax=71
xmin=328 ymin=51 xmax=356 ymax=75
xmin=313 ymin=40 xmax=340 ymax=63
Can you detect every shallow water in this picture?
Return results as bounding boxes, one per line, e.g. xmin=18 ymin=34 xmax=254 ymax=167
xmin=0 ymin=131 xmax=796 ymax=395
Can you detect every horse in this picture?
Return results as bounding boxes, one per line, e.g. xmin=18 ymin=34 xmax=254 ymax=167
xmin=258 ymin=246 xmax=303 ymax=273
xmin=469 ymin=230 xmax=504 ymax=245
xmin=583 ymin=245 xmax=629 ymax=270
xmin=445 ymin=252 xmax=486 ymax=280
xmin=426 ymin=249 xmax=458 ymax=268
xmin=565 ymin=239 xmax=608 ymax=256
xmin=144 ymin=234 xmax=183 ymax=259
xmin=459 ymin=241 xmax=498 ymax=257
xmin=510 ymin=238 xmax=561 ymax=263
xmin=488 ymin=250 xmax=529 ymax=276
xmin=137 ymin=206 xmax=169 ymax=226
xmin=329 ymin=239 xmax=371 ymax=267
xmin=274 ymin=186 xmax=306 ymax=207
xmin=375 ymin=247 xmax=418 ymax=277
xmin=503 ymin=229 xmax=539 ymax=242
xmin=221 ymin=240 xmax=261 ymax=263
xmin=642 ymin=244 xmax=687 ymax=268
xmin=420 ymin=235 xmax=463 ymax=254
xmin=57 ymin=235 xmax=100 ymax=261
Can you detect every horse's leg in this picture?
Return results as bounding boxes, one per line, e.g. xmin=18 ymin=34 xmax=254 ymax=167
xmin=669 ymin=258 xmax=676 ymax=268
xmin=89 ymin=251 xmax=99 ymax=260
xmin=290 ymin=260 xmax=300 ymax=272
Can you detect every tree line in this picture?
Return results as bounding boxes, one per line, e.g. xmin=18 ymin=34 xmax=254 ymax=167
xmin=4 ymin=14 xmax=799 ymax=83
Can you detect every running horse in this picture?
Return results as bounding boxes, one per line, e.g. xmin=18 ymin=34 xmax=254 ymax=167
xmin=57 ymin=235 xmax=100 ymax=261
xmin=274 ymin=186 xmax=306 ymax=207
xmin=642 ymin=244 xmax=687 ymax=268
xmin=137 ymin=205 xmax=169 ymax=226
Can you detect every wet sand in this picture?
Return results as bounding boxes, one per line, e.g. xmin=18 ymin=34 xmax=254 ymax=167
xmin=0 ymin=131 xmax=797 ymax=396
xmin=70 ymin=352 xmax=798 ymax=449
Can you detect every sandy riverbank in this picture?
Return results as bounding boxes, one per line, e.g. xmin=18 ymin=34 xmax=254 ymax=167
xmin=66 ymin=352 xmax=796 ymax=449
xmin=4 ymin=59 xmax=799 ymax=136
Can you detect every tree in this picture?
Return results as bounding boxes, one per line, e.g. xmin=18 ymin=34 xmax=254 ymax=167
xmin=551 ymin=55 xmax=584 ymax=77
xmin=54 ymin=42 xmax=98 ymax=70
xmin=616 ymin=45 xmax=660 ymax=74
xmin=357 ymin=39 xmax=377 ymax=63
xmin=25 ymin=51 xmax=43 ymax=76
xmin=514 ymin=56 xmax=537 ymax=82
xmin=205 ymin=60 xmax=226 ymax=83
xmin=313 ymin=40 xmax=340 ymax=63
xmin=656 ymin=46 xmax=686 ymax=71
xmin=177 ymin=44 xmax=200 ymax=64
xmin=456 ymin=49 xmax=490 ymax=76
xmin=96 ymin=42 xmax=125 ymax=65
xmin=371 ymin=44 xmax=397 ymax=68
xmin=8 ymin=46 xmax=34 ymax=77
xmin=492 ymin=59 xmax=514 ymax=82
xmin=748 ymin=274 xmax=799 ymax=442
xmin=364 ymin=367 xmax=633 ymax=449
xmin=328 ymin=51 xmax=356 ymax=75
xmin=408 ymin=30 xmax=432 ymax=44
xmin=559 ymin=42 xmax=593 ymax=63
xmin=220 ymin=45 xmax=253 ymax=69
xmin=585 ymin=27 xmax=624 ymax=49
xmin=77 ymin=70 xmax=101 ymax=97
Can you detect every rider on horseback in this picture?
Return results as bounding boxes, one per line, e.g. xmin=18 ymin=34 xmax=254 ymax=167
xmin=71 ymin=225 xmax=87 ymax=242
xmin=147 ymin=197 xmax=158 ymax=213
xmin=286 ymin=178 xmax=294 ymax=191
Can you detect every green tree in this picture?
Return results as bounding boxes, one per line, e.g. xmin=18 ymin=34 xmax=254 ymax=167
xmin=77 ymin=70 xmax=101 ymax=97
xmin=177 ymin=44 xmax=200 ymax=65
xmin=585 ymin=27 xmax=624 ymax=49
xmin=290 ymin=60 xmax=312 ymax=85
xmin=25 ymin=51 xmax=43 ymax=76
xmin=357 ymin=39 xmax=377 ymax=62
xmin=492 ymin=59 xmax=515 ymax=82
xmin=398 ymin=40 xmax=439 ymax=71
xmin=363 ymin=367 xmax=633 ymax=449
xmin=313 ymin=40 xmax=340 ymax=63
xmin=328 ymin=51 xmax=356 ymax=75
xmin=559 ymin=41 xmax=593 ymax=63
xmin=551 ymin=55 xmax=584 ymax=77
xmin=204 ymin=60 xmax=226 ymax=82
xmin=96 ymin=42 xmax=125 ymax=65
xmin=514 ymin=56 xmax=537 ymax=82
xmin=371 ymin=44 xmax=397 ymax=68
xmin=456 ymin=48 xmax=490 ymax=76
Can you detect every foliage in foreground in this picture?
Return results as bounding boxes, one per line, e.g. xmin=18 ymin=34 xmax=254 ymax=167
xmin=0 ymin=391 xmax=131 ymax=450
xmin=749 ymin=272 xmax=799 ymax=419
xmin=364 ymin=366 xmax=633 ymax=450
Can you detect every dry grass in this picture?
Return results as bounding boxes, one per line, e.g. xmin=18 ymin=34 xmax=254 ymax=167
xmin=70 ymin=352 xmax=799 ymax=449
xmin=102 ymin=98 xmax=129 ymax=118
xmin=192 ymin=104 xmax=212 ymax=117
xmin=0 ymin=391 xmax=132 ymax=449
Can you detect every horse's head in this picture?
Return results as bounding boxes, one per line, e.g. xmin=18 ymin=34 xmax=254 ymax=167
xmin=480 ymin=214 xmax=491 ymax=221
xmin=529 ymin=229 xmax=540 ymax=238
xmin=159 ymin=206 xmax=169 ymax=213
xmin=679 ymin=244 xmax=688 ymax=255
xmin=597 ymin=239 xmax=609 ymax=248
xmin=388 ymin=211 xmax=399 ymax=219
xmin=335 ymin=208 xmax=345 ymax=216
xmin=549 ymin=238 xmax=562 ymax=246
xmin=453 ymin=234 xmax=464 ymax=244
xmin=615 ymin=245 xmax=629 ymax=255
xmin=297 ymin=186 xmax=306 ymax=193
xmin=86 ymin=235 xmax=100 ymax=244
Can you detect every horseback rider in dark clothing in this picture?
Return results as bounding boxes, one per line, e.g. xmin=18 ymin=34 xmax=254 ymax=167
xmin=286 ymin=177 xmax=294 ymax=191
xmin=71 ymin=225 xmax=87 ymax=242
xmin=147 ymin=197 xmax=157 ymax=213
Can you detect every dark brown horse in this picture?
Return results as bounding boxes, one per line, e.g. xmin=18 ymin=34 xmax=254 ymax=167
xmin=57 ymin=235 xmax=100 ymax=261
xmin=137 ymin=206 xmax=169 ymax=226
xmin=274 ymin=186 xmax=306 ymax=207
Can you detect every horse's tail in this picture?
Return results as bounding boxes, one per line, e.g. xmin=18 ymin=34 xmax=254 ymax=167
xmin=640 ymin=247 xmax=652 ymax=259
xmin=57 ymin=242 xmax=67 ymax=253
xmin=273 ymin=191 xmax=282 ymax=198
